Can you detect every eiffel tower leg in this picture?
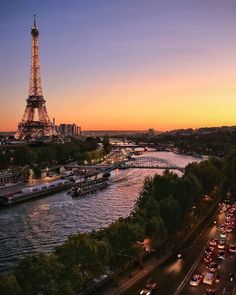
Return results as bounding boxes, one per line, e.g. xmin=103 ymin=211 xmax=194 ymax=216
xmin=38 ymin=105 xmax=51 ymax=124
xmin=22 ymin=106 xmax=35 ymax=122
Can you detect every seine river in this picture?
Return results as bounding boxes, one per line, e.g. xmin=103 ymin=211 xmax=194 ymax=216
xmin=0 ymin=151 xmax=202 ymax=274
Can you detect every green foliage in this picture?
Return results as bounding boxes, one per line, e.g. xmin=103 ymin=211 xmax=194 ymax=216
xmin=181 ymin=173 xmax=202 ymax=208
xmin=0 ymin=138 xmax=102 ymax=169
xmin=185 ymin=159 xmax=221 ymax=194
xmin=0 ymin=274 xmax=20 ymax=295
xmin=125 ymin=129 xmax=236 ymax=157
xmin=13 ymin=254 xmax=66 ymax=295
xmin=55 ymin=233 xmax=111 ymax=289
xmin=222 ymin=148 xmax=236 ymax=198
xmin=102 ymin=136 xmax=112 ymax=154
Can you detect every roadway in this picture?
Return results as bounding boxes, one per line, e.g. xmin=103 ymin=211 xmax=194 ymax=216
xmin=123 ymin=203 xmax=236 ymax=295
xmin=175 ymin=204 xmax=236 ymax=295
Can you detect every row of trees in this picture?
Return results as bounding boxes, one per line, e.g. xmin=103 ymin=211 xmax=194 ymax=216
xmin=1 ymin=150 xmax=235 ymax=295
xmin=125 ymin=129 xmax=236 ymax=157
xmin=0 ymin=138 xmax=100 ymax=168
xmin=0 ymin=137 xmax=112 ymax=179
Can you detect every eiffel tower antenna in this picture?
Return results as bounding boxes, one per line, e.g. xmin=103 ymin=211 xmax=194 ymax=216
xmin=33 ymin=14 xmax=36 ymax=28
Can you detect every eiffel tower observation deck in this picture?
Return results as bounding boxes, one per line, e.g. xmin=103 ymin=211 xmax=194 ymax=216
xmin=15 ymin=16 xmax=57 ymax=140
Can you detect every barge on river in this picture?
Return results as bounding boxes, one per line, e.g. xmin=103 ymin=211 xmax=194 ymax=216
xmin=70 ymin=176 xmax=109 ymax=197
xmin=0 ymin=179 xmax=72 ymax=205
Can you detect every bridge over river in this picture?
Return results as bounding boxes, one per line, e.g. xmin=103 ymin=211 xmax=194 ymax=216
xmin=73 ymin=156 xmax=185 ymax=173
xmin=119 ymin=157 xmax=185 ymax=172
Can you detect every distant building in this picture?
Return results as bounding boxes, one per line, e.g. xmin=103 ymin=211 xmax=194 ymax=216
xmin=58 ymin=123 xmax=82 ymax=137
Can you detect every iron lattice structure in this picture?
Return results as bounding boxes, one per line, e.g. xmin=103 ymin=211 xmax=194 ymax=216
xmin=15 ymin=16 xmax=57 ymax=140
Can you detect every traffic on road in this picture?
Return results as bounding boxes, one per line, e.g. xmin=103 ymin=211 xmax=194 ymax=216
xmin=175 ymin=202 xmax=236 ymax=295
xmin=126 ymin=201 xmax=236 ymax=295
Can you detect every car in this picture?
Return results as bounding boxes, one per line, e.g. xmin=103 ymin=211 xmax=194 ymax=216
xmin=229 ymin=244 xmax=236 ymax=253
xmin=205 ymin=289 xmax=216 ymax=295
xmin=220 ymin=227 xmax=228 ymax=233
xmin=189 ymin=274 xmax=203 ymax=286
xmin=209 ymin=239 xmax=218 ymax=246
xmin=218 ymin=241 xmax=226 ymax=249
xmin=204 ymin=255 xmax=213 ymax=263
xmin=225 ymin=215 xmax=231 ymax=221
xmin=203 ymin=272 xmax=215 ymax=285
xmin=226 ymin=226 xmax=233 ymax=233
xmin=205 ymin=246 xmax=214 ymax=255
xmin=139 ymin=278 xmax=157 ymax=295
xmin=220 ymin=232 xmax=228 ymax=239
xmin=229 ymin=273 xmax=235 ymax=282
xmin=207 ymin=262 xmax=219 ymax=273
xmin=217 ymin=250 xmax=226 ymax=260
xmin=229 ymin=208 xmax=236 ymax=214
xmin=224 ymin=220 xmax=233 ymax=226
xmin=218 ymin=223 xmax=225 ymax=229
xmin=226 ymin=212 xmax=234 ymax=218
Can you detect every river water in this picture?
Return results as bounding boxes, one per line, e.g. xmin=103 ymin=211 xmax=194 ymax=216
xmin=0 ymin=152 xmax=202 ymax=274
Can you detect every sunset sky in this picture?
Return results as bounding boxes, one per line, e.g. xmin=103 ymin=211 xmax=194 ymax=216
xmin=1 ymin=0 xmax=236 ymax=131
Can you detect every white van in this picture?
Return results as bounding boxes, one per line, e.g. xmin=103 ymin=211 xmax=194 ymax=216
xmin=203 ymin=272 xmax=214 ymax=285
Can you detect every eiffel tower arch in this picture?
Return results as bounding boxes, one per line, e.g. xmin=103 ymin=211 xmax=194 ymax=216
xmin=15 ymin=16 xmax=57 ymax=140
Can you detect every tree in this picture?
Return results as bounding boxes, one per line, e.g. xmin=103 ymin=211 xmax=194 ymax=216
xmin=102 ymin=220 xmax=145 ymax=270
xmin=222 ymin=148 xmax=236 ymax=199
xmin=145 ymin=215 xmax=167 ymax=249
xmin=159 ymin=194 xmax=181 ymax=233
xmin=55 ymin=233 xmax=111 ymax=290
xmin=181 ymin=173 xmax=202 ymax=209
xmin=0 ymin=274 xmax=20 ymax=295
xmin=13 ymin=254 xmax=65 ymax=295
xmin=102 ymin=136 xmax=112 ymax=154
xmin=185 ymin=160 xmax=221 ymax=194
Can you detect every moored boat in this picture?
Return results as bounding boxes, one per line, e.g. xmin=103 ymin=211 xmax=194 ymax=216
xmin=0 ymin=179 xmax=72 ymax=205
xmin=70 ymin=177 xmax=109 ymax=197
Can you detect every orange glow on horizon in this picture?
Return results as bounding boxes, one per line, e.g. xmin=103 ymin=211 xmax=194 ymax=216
xmin=1 ymin=56 xmax=236 ymax=132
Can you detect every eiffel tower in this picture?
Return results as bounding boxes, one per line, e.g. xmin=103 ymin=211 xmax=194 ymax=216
xmin=15 ymin=16 xmax=57 ymax=140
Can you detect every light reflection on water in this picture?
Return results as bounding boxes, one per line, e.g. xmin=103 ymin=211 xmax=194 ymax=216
xmin=0 ymin=152 xmax=202 ymax=273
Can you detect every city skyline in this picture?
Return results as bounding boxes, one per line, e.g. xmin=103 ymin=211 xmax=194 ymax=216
xmin=1 ymin=0 xmax=236 ymax=132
